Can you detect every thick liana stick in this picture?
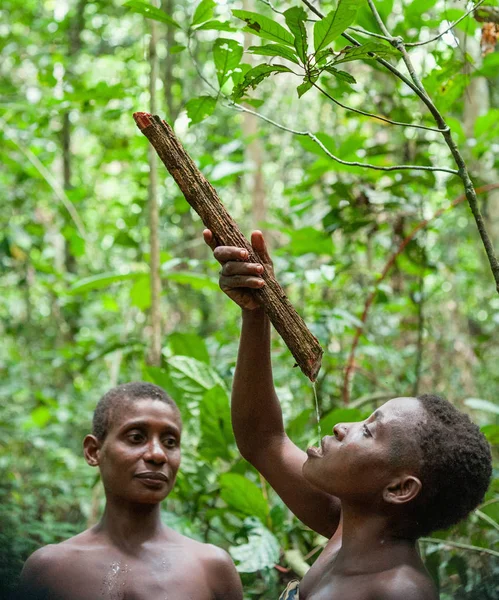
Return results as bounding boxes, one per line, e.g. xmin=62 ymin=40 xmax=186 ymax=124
xmin=134 ymin=112 xmax=323 ymax=381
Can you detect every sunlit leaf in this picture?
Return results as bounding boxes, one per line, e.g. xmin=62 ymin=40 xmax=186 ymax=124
xmin=313 ymin=0 xmax=363 ymax=53
xmin=192 ymin=0 xmax=216 ymax=27
xmin=69 ymin=271 xmax=146 ymax=294
xmin=247 ymin=44 xmax=299 ymax=65
xmin=166 ymin=355 xmax=225 ymax=395
xmin=232 ymin=64 xmax=292 ymax=101
xmin=195 ymin=20 xmax=237 ymax=32
xmin=213 ymin=38 xmax=243 ymax=88
xmin=284 ymin=6 xmax=308 ymax=63
xmin=163 ymin=271 xmax=220 ymax=290
xmin=185 ymin=95 xmax=217 ymax=125
xmin=334 ymin=41 xmax=398 ymax=64
xmin=232 ymin=10 xmax=294 ymax=46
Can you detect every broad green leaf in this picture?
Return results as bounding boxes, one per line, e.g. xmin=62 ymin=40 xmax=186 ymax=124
xmin=232 ymin=10 xmax=295 ymax=46
xmin=325 ymin=67 xmax=356 ymax=84
xmin=284 ymin=6 xmax=308 ymax=63
xmin=229 ymin=518 xmax=280 ymax=572
xmin=297 ymin=77 xmax=314 ymax=98
xmin=464 ymin=398 xmax=499 ymax=416
xmin=192 ymin=0 xmax=215 ymax=27
xmin=130 ymin=275 xmax=151 ymax=310
xmin=124 ymin=1 xmax=180 ymax=28
xmin=167 ymin=332 xmax=210 ymax=363
xmin=232 ymin=64 xmax=292 ymax=101
xmin=195 ymin=20 xmax=237 ymax=32
xmin=247 ymin=44 xmax=300 ymax=65
xmin=143 ymin=366 xmax=180 ymax=403
xmin=313 ymin=0 xmax=363 ymax=53
xmin=185 ymin=95 xmax=217 ymax=125
xmin=69 ymin=271 xmax=146 ymax=294
xmin=166 ymin=355 xmax=225 ymax=395
xmin=220 ymin=474 xmax=269 ymax=524
xmin=334 ymin=41 xmax=398 ymax=64
xmin=213 ymin=38 xmax=243 ymax=88
xmin=169 ymin=44 xmax=186 ymax=54
xmin=199 ymin=386 xmax=235 ymax=460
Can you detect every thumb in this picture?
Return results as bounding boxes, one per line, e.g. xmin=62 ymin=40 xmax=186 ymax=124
xmin=251 ymin=230 xmax=272 ymax=266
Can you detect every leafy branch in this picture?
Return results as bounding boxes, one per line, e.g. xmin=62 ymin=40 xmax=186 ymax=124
xmin=342 ymin=184 xmax=499 ymax=404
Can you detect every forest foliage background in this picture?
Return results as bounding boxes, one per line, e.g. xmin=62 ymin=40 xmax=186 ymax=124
xmin=1 ymin=0 xmax=499 ymax=597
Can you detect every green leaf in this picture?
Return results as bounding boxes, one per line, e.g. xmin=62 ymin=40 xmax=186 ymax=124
xmin=220 ymin=474 xmax=269 ymax=524
xmin=229 ymin=518 xmax=280 ymax=572
xmin=213 ymin=38 xmax=243 ymax=88
xmin=284 ymin=6 xmax=308 ymax=63
xmin=185 ymin=95 xmax=217 ymax=125
xmin=167 ymin=332 xmax=210 ymax=363
xmin=166 ymin=355 xmax=225 ymax=395
xmin=232 ymin=64 xmax=292 ymax=101
xmin=192 ymin=0 xmax=215 ymax=27
xmin=232 ymin=10 xmax=295 ymax=46
xmin=334 ymin=41 xmax=397 ymax=64
xmin=464 ymin=398 xmax=499 ymax=416
xmin=199 ymin=387 xmax=235 ymax=460
xmin=194 ymin=20 xmax=237 ymax=32
xmin=324 ymin=66 xmax=356 ymax=84
xmin=69 ymin=271 xmax=146 ymax=294
xmin=247 ymin=44 xmax=300 ymax=65
xmin=124 ymin=1 xmax=180 ymax=28
xmin=169 ymin=44 xmax=186 ymax=54
xmin=297 ymin=78 xmax=314 ymax=98
xmin=130 ymin=275 xmax=151 ymax=310
xmin=313 ymin=0 xmax=363 ymax=53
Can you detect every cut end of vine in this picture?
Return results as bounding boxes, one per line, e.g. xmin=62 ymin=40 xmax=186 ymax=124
xmin=133 ymin=112 xmax=154 ymax=130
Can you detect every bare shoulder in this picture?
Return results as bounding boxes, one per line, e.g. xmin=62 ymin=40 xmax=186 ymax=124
xmin=168 ymin=532 xmax=243 ymax=599
xmin=19 ymin=531 xmax=96 ymax=594
xmin=19 ymin=543 xmax=68 ymax=596
xmin=371 ymin=565 xmax=438 ymax=600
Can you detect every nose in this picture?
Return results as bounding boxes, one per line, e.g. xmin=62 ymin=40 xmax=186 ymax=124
xmin=333 ymin=423 xmax=347 ymax=441
xmin=144 ymin=438 xmax=167 ymax=464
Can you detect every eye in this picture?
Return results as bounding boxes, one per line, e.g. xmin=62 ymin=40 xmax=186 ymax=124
xmin=127 ymin=431 xmax=145 ymax=444
xmin=362 ymin=424 xmax=372 ymax=438
xmin=163 ymin=436 xmax=178 ymax=449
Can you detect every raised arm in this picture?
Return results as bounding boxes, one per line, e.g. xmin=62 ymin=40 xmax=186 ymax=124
xmin=204 ymin=230 xmax=340 ymax=538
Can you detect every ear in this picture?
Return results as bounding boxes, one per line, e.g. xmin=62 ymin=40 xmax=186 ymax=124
xmin=383 ymin=475 xmax=422 ymax=505
xmin=83 ymin=434 xmax=101 ymax=467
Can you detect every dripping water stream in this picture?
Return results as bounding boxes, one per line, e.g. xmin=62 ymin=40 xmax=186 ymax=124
xmin=312 ymin=381 xmax=322 ymax=446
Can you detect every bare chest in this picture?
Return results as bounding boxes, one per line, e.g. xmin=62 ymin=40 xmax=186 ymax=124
xmin=52 ymin=550 xmax=212 ymax=600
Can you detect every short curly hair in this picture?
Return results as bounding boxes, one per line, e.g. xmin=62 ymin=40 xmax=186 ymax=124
xmin=411 ymin=394 xmax=492 ymax=536
xmin=92 ymin=382 xmax=179 ymax=441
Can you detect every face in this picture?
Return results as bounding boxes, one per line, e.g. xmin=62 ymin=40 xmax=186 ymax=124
xmin=302 ymin=397 xmax=424 ymax=504
xmin=84 ymin=398 xmax=182 ymax=505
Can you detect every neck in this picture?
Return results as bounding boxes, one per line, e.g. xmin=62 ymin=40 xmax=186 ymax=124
xmin=334 ymin=503 xmax=419 ymax=575
xmin=95 ymin=497 xmax=165 ymax=552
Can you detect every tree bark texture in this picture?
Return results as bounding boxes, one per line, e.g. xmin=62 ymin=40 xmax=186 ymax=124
xmin=133 ymin=112 xmax=323 ymax=381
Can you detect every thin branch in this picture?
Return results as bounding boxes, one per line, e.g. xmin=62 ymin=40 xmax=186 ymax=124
xmin=419 ymin=537 xmax=499 ymax=559
xmin=405 ymin=0 xmax=487 ymax=47
xmin=366 ymin=0 xmax=391 ymax=38
xmin=2 ymin=119 xmax=88 ymax=240
xmin=341 ymin=183 xmax=499 ymax=404
xmin=364 ymin=0 xmax=499 ymax=294
xmin=348 ymin=26 xmax=393 ymax=41
xmin=313 ymin=82 xmax=447 ymax=133
xmin=228 ymin=102 xmax=458 ymax=174
xmin=258 ymin=0 xmax=284 ymax=15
